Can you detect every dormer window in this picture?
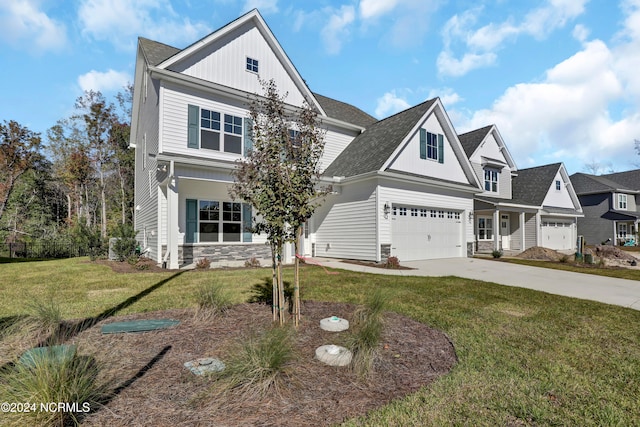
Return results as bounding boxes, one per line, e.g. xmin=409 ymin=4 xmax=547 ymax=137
xmin=618 ymin=194 xmax=628 ymax=210
xmin=484 ymin=169 xmax=499 ymax=193
xmin=246 ymin=57 xmax=259 ymax=73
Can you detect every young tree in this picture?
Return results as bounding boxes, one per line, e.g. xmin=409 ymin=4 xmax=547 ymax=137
xmin=231 ymin=79 xmax=327 ymax=326
xmin=0 ymin=120 xmax=43 ymax=224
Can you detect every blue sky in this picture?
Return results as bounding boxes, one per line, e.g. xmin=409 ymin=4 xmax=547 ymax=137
xmin=2 ymin=0 xmax=640 ymax=175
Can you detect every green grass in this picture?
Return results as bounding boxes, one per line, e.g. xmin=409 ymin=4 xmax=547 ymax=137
xmin=500 ymin=257 xmax=640 ymax=281
xmin=1 ymin=257 xmax=640 ymax=425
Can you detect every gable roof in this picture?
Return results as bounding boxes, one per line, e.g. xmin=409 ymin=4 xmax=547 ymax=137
xmin=459 ymin=125 xmax=493 ymax=158
xmin=139 ymin=37 xmax=180 ymax=67
xmin=458 ymin=124 xmax=517 ymax=170
xmin=512 ymin=163 xmax=563 ymax=206
xmin=570 ymin=172 xmax=640 ymax=195
xmin=323 ymin=99 xmax=436 ymax=178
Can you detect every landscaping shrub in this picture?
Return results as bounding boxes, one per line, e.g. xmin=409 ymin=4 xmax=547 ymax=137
xmin=0 ymin=350 xmax=109 ymax=427
xmin=244 ymin=257 xmax=261 ymax=268
xmin=347 ymin=290 xmax=386 ymax=377
xmin=216 ymin=325 xmax=295 ymax=398
xmin=110 ymin=224 xmax=138 ymax=262
xmin=491 ymin=250 xmax=503 ymax=259
xmin=247 ymin=278 xmax=294 ymax=312
xmin=195 ymin=257 xmax=211 ymax=269
xmin=195 ymin=282 xmax=233 ymax=319
xmin=384 ymin=256 xmax=400 ymax=269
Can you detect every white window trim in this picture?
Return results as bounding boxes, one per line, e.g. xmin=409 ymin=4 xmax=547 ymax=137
xmin=618 ymin=193 xmax=628 ymax=210
xmin=484 ymin=169 xmax=499 ymax=193
xmin=477 ymin=216 xmax=494 ymax=241
xmin=555 ymin=180 xmax=561 ymax=191
xmin=197 ymin=199 xmax=243 ymax=243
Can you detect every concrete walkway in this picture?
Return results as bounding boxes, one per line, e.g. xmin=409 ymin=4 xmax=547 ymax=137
xmin=313 ymin=257 xmax=640 ymax=311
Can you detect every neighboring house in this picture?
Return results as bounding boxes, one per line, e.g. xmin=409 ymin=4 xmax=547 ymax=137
xmin=570 ymin=170 xmax=640 ymax=246
xmin=459 ymin=125 xmax=583 ymax=252
xmin=130 ymin=9 xmax=483 ymax=267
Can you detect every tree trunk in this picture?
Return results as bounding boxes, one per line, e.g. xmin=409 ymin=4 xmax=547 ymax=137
xmin=271 ymin=242 xmax=277 ymax=323
xmin=100 ymin=169 xmax=107 ymax=238
xmin=293 ymin=225 xmax=302 ymax=326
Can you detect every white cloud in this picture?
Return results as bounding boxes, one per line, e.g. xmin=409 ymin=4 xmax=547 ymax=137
xmin=374 ymin=91 xmax=411 ymax=118
xmin=454 ymin=37 xmax=640 ymax=172
xmin=572 ymin=24 xmax=590 ymax=42
xmin=439 ymin=0 xmax=588 ymax=77
xmin=427 ymin=88 xmax=463 ymax=107
xmin=243 ymin=0 xmax=278 ymax=15
xmin=78 ymin=69 xmax=131 ymax=93
xmin=359 ymin=0 xmax=400 ymax=20
xmin=320 ymin=5 xmax=355 ymax=55
xmin=0 ymin=0 xmax=67 ymax=53
xmin=436 ymin=50 xmax=496 ymax=77
xmin=78 ymin=0 xmax=210 ymax=50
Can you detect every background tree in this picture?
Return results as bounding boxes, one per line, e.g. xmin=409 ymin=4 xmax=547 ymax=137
xmin=0 ymin=120 xmax=43 ymax=224
xmin=231 ymin=79 xmax=327 ymax=326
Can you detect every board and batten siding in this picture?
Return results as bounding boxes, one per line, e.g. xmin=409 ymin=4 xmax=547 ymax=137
xmin=542 ymin=170 xmax=576 ymax=209
xmin=524 ymin=213 xmax=537 ymax=249
xmin=134 ymin=74 xmax=161 ymax=262
xmin=377 ymin=181 xmax=474 ymax=247
xmin=388 ymin=113 xmax=469 ymax=184
xmin=169 ymin=23 xmax=307 ymax=108
xmin=314 ymin=181 xmax=378 ymax=261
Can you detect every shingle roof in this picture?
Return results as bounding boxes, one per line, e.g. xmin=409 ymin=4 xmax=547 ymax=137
xmin=312 ymin=93 xmax=377 ymax=128
xmin=458 ymin=125 xmax=493 ymax=158
xmin=570 ymin=172 xmax=637 ymax=194
xmin=139 ymin=37 xmax=180 ymax=66
xmin=511 ymin=163 xmax=563 ymax=206
xmin=323 ymin=99 xmax=437 ymax=177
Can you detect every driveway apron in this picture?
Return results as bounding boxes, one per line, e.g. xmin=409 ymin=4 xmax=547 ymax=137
xmin=315 ymin=257 xmax=640 ymax=311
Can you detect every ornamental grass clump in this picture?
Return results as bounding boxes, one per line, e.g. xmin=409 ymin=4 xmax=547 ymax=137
xmin=194 ymin=282 xmax=234 ymax=319
xmin=0 ymin=349 xmax=110 ymax=427
xmin=216 ymin=325 xmax=295 ymax=399
xmin=347 ymin=290 xmax=386 ymax=377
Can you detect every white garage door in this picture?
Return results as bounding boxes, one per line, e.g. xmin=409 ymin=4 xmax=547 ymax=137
xmin=541 ymin=220 xmax=574 ymax=250
xmin=391 ymin=206 xmax=463 ymax=261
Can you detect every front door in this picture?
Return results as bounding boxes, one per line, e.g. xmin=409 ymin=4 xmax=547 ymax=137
xmin=501 ymin=214 xmax=510 ymax=250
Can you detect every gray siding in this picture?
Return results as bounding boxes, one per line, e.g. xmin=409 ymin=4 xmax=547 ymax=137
xmin=577 ymin=193 xmax=614 ymax=245
xmin=524 ymin=213 xmax=537 ymax=249
xmin=471 ymin=162 xmax=511 ymax=199
xmin=510 ymin=215 xmax=522 ymax=250
xmin=134 ymin=76 xmax=161 ymax=261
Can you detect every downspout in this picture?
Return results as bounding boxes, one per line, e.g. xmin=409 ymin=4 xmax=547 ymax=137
xmin=162 ymin=160 xmax=175 ymax=266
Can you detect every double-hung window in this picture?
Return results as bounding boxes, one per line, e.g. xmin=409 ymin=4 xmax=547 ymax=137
xmin=484 ymin=169 xmax=499 ymax=193
xmin=478 ymin=217 xmax=493 ymax=240
xmin=194 ymin=200 xmax=247 ymax=243
xmin=191 ymin=106 xmax=244 ymax=154
xmin=618 ymin=194 xmax=628 ymax=210
xmin=419 ymin=129 xmax=444 ymax=163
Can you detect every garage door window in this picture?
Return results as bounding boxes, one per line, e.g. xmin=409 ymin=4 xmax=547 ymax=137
xmin=478 ymin=217 xmax=493 ymax=240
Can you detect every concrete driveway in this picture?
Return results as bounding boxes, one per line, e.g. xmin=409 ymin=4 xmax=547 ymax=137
xmin=315 ymin=257 xmax=640 ymax=311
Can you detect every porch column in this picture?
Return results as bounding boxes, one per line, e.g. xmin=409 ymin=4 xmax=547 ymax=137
xmin=535 ymin=212 xmax=542 ymax=247
xmin=493 ymin=209 xmax=500 ymax=251
xmin=167 ymin=172 xmax=180 ymax=269
xmin=520 ymin=212 xmax=526 ymax=251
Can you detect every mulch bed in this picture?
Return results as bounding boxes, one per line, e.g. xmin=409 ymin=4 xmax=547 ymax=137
xmin=73 ymin=301 xmax=457 ymax=426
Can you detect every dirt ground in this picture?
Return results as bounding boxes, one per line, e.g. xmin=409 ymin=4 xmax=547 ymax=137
xmin=70 ymin=301 xmax=456 ymax=426
xmin=515 ymin=245 xmax=640 ymax=269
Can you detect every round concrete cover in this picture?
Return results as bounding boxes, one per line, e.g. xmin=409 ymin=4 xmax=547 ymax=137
xmin=184 ymin=357 xmax=225 ymax=375
xmin=315 ymin=345 xmax=353 ymax=366
xmin=320 ymin=316 xmax=349 ymax=332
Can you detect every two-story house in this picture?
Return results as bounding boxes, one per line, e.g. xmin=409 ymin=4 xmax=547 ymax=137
xmin=459 ymin=125 xmax=583 ymax=252
xmin=130 ymin=9 xmax=483 ymax=268
xmin=570 ymin=170 xmax=640 ymax=246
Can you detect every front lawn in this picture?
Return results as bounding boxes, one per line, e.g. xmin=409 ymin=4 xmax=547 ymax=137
xmin=1 ymin=257 xmax=639 ymax=426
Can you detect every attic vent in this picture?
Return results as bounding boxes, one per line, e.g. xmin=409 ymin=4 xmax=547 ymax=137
xmin=246 ymin=57 xmax=259 ymax=73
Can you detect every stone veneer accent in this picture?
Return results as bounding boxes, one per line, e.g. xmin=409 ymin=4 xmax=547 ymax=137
xmin=167 ymin=243 xmax=271 ymax=267
xmin=476 ymin=241 xmax=495 ymax=252
xmin=467 ymin=242 xmax=474 ymax=257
